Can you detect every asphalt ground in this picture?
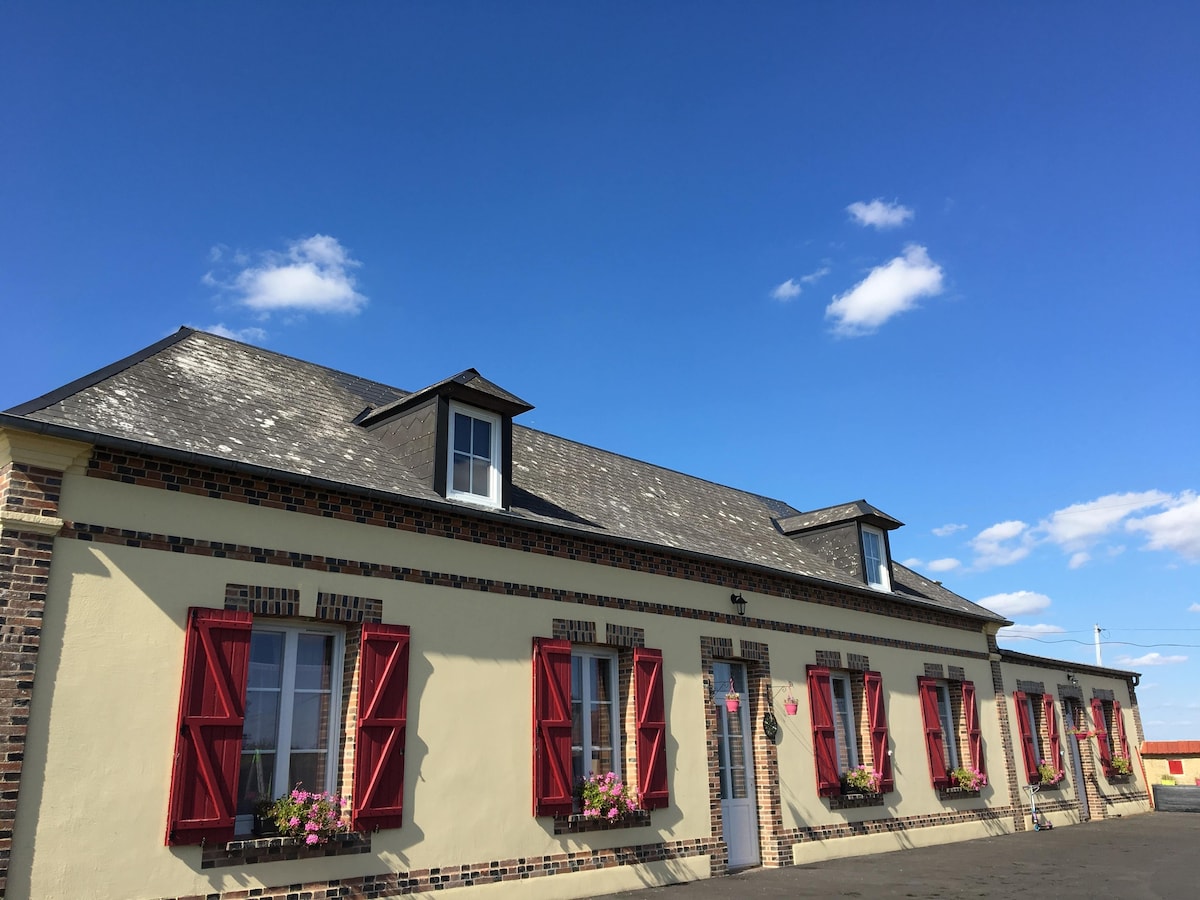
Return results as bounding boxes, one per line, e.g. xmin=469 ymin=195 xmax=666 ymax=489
xmin=603 ymin=812 xmax=1200 ymax=899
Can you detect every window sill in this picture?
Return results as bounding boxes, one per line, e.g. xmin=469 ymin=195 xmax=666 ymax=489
xmin=553 ymin=810 xmax=651 ymax=835
xmin=938 ymin=786 xmax=982 ymax=800
xmin=1105 ymin=772 xmax=1132 ymax=783
xmin=1036 ymin=780 xmax=1065 ymax=791
xmin=830 ymin=791 xmax=886 ymax=810
xmin=201 ymin=832 xmax=372 ymax=870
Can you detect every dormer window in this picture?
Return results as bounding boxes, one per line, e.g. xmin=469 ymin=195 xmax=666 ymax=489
xmin=448 ymin=403 xmax=501 ymax=507
xmin=861 ymin=525 xmax=890 ymax=591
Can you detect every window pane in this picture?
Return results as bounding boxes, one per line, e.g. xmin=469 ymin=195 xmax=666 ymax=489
xmin=470 ymin=458 xmax=489 ymax=495
xmin=453 ymin=413 xmax=472 ymax=453
xmin=453 ymin=452 xmax=471 ymax=492
xmin=863 ymin=530 xmax=883 ymax=584
xmin=237 ymin=750 xmax=276 ymax=814
xmin=592 ymin=704 xmax=612 ymax=747
xmin=248 ymin=632 xmax=283 ymax=690
xmin=295 ymin=634 xmax=332 ymax=691
xmin=592 ymin=746 xmax=613 ymax=775
xmin=243 ymin=691 xmax=280 ymax=752
xmin=291 ymin=692 xmax=331 ymax=752
xmin=288 ymin=751 xmax=328 ymax=794
xmin=472 ymin=417 xmax=491 ymax=458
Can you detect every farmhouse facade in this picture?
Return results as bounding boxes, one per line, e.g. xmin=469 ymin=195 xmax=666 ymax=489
xmin=0 ymin=329 xmax=1149 ymax=900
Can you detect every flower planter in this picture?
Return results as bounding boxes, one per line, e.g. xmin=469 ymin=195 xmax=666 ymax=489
xmin=725 ymin=697 xmax=740 ymax=713
xmin=252 ymin=814 xmax=280 ymax=837
xmin=784 ymin=700 xmax=798 ymax=716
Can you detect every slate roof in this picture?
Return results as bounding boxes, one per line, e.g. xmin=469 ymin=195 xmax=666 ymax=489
xmin=4 ymin=327 xmax=1005 ymax=623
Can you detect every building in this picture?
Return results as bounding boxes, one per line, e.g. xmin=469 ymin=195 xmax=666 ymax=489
xmin=0 ymin=328 xmax=1150 ymax=900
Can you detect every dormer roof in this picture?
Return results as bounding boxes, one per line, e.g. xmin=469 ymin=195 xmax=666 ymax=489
xmin=358 ymin=368 xmax=533 ymax=428
xmin=776 ymin=500 xmax=903 ymax=536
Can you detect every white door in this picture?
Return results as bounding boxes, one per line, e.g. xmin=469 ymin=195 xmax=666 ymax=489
xmin=714 ymin=662 xmax=759 ymax=868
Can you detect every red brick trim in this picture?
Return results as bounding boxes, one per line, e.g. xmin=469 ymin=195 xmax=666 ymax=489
xmin=63 ymin=522 xmax=989 ymax=660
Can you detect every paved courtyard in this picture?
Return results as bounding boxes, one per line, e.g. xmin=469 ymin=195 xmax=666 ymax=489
xmin=605 ymin=812 xmax=1200 ymax=899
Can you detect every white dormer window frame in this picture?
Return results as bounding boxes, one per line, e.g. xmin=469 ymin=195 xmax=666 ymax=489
xmin=861 ymin=524 xmax=891 ymax=591
xmin=447 ymin=401 xmax=502 ymax=508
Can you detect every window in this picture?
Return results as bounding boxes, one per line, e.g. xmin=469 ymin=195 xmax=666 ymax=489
xmin=237 ymin=624 xmax=344 ymax=830
xmin=533 ymin=638 xmax=668 ymax=816
xmin=830 ymin=673 xmax=859 ymax=771
xmin=807 ymin=665 xmax=893 ymax=797
xmin=447 ymin=402 xmax=501 ymax=507
xmin=918 ymin=678 xmax=985 ymax=789
xmin=571 ymin=649 xmax=620 ymax=782
xmin=1014 ymin=690 xmax=1061 ymax=784
xmin=1090 ymin=697 xmax=1130 ymax=775
xmin=861 ymin=525 xmax=890 ymax=590
xmin=166 ymin=609 xmax=410 ymax=846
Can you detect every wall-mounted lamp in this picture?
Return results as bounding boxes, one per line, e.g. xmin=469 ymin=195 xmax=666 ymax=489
xmin=730 ymin=593 xmax=747 ymax=616
xmin=1066 ymin=671 xmax=1079 ymax=686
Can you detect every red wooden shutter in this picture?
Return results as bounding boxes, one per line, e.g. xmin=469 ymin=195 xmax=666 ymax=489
xmin=165 ymin=607 xmax=252 ymax=846
xmin=1113 ymin=700 xmax=1130 ymax=759
xmin=961 ymin=681 xmax=984 ymax=774
xmin=634 ymin=647 xmax=669 ymax=810
xmin=863 ymin=671 xmax=893 ymax=792
xmin=1091 ymin=698 xmax=1112 ymax=772
xmin=532 ymin=637 xmax=573 ymax=815
xmin=1042 ymin=694 xmax=1061 ymax=778
xmin=1013 ymin=691 xmax=1039 ymax=782
xmin=353 ymin=623 xmax=410 ymax=832
xmin=806 ymin=666 xmax=840 ymax=797
xmin=918 ymin=677 xmax=950 ymax=787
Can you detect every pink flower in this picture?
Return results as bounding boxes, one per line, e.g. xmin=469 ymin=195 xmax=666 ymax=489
xmin=607 ymin=808 xmax=618 ymax=819
xmin=288 ymin=816 xmax=301 ymax=828
xmin=305 ymin=833 xmax=320 ymax=845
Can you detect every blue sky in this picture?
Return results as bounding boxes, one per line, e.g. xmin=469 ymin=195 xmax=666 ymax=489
xmin=3 ymin=3 xmax=1198 ymax=738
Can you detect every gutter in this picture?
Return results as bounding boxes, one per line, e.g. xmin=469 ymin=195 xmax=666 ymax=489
xmin=0 ymin=412 xmax=1004 ymax=627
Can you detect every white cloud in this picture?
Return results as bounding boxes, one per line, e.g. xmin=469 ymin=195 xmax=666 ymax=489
xmin=770 ymin=279 xmax=802 ymax=301
xmin=209 ymin=234 xmax=368 ymax=316
xmin=1041 ymin=491 xmax=1170 ymax=548
xmin=1189 ymin=603 xmax=1200 ymax=613
xmin=1114 ymin=652 xmax=1188 ymax=667
xmin=902 ymin=557 xmax=923 ymax=568
xmin=1126 ymin=491 xmax=1200 ymax=560
xmin=800 ymin=265 xmax=831 ymax=285
xmin=927 ymin=558 xmax=961 ymax=572
xmin=825 ymin=245 xmax=944 ymax=337
xmin=970 ymin=520 xmax=1033 ymax=568
xmin=201 ymin=323 xmax=268 ymax=343
xmin=933 ymin=523 xmax=966 ymax=537
xmin=997 ymin=623 xmax=1065 ymax=641
xmin=1068 ymin=551 xmax=1091 ymax=569
xmin=846 ymin=198 xmax=914 ymax=229
xmin=978 ymin=590 xmax=1052 ymax=617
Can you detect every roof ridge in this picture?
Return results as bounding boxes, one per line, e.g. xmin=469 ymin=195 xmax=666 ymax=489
xmin=5 ymin=327 xmax=197 ymax=415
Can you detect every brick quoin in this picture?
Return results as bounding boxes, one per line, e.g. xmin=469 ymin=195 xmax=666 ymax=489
xmin=0 ymin=463 xmax=64 ymax=898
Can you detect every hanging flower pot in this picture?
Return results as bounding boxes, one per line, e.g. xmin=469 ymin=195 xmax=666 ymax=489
xmin=725 ymin=694 xmax=741 ymax=713
xmin=784 ymin=699 xmax=798 ymax=716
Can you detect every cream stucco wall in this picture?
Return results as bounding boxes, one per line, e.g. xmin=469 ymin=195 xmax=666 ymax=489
xmin=10 ymin=466 xmax=1144 ymax=900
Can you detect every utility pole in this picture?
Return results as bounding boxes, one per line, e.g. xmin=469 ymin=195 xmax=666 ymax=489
xmin=1094 ymin=624 xmax=1102 ymax=667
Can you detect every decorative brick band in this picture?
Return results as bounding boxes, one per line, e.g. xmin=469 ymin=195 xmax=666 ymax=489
xmin=847 ymin=653 xmax=870 ymax=672
xmin=60 ymin=522 xmax=990 ymax=662
xmin=924 ymin=663 xmax=945 ymax=679
xmin=740 ymin=639 xmax=769 ymax=662
xmin=202 ymin=832 xmax=372 ymax=869
xmin=705 ymin=636 xmax=734 ymax=660
xmin=782 ymin=804 xmax=1011 ymax=847
xmin=605 ymin=623 xmax=645 ymax=648
xmin=316 ymin=591 xmax=383 ymax=624
xmin=553 ymin=618 xmax=597 ymax=643
xmin=85 ymin=449 xmax=988 ymax=633
xmin=1058 ymin=684 xmax=1083 ymax=702
xmin=1092 ymin=688 xmax=1115 ymax=701
xmin=815 ymin=650 xmax=842 ymax=669
xmin=947 ymin=665 xmax=965 ymax=681
xmin=224 ymin=583 xmax=300 ymax=616
xmin=160 ymin=836 xmax=717 ymax=900
xmin=1017 ymin=680 xmax=1045 ymax=695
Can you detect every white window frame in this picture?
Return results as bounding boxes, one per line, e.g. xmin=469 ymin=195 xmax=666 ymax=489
xmin=861 ymin=525 xmax=891 ymax=591
xmin=829 ymin=673 xmax=859 ymax=772
xmin=447 ymin=401 xmax=502 ymax=508
xmin=237 ymin=622 xmax=345 ymax=833
xmin=571 ymin=648 xmax=621 ymax=783
xmin=935 ymin=682 xmax=960 ymax=770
